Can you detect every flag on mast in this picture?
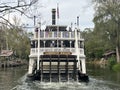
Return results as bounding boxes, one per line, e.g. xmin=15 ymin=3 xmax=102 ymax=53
xmin=57 ymin=3 xmax=59 ymax=19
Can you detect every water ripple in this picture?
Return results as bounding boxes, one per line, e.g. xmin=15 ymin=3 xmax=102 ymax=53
xmin=11 ymin=75 xmax=120 ymax=90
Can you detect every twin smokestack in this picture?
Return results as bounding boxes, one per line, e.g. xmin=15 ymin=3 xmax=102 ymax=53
xmin=52 ymin=9 xmax=56 ymax=25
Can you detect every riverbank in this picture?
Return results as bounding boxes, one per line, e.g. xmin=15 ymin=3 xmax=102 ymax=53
xmin=87 ymin=60 xmax=108 ymax=65
xmin=0 ymin=59 xmax=27 ymax=68
xmin=87 ymin=59 xmax=120 ymax=72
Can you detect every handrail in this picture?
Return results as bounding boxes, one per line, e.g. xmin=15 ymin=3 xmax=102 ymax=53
xmin=30 ymin=48 xmax=84 ymax=55
xmin=34 ymin=31 xmax=83 ymax=39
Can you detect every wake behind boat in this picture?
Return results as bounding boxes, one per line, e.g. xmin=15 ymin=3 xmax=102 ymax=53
xmin=27 ymin=8 xmax=89 ymax=82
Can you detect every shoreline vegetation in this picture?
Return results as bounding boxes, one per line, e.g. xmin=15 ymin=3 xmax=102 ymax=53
xmin=0 ymin=59 xmax=27 ymax=68
xmin=82 ymin=1 xmax=120 ymax=74
xmin=87 ymin=58 xmax=120 ymax=72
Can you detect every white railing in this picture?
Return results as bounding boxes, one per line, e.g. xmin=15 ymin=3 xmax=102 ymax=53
xmin=30 ymin=48 xmax=84 ymax=56
xmin=34 ymin=31 xmax=83 ymax=40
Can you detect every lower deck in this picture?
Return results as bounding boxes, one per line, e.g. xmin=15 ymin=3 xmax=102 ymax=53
xmin=28 ymin=55 xmax=89 ymax=82
xmin=36 ymin=55 xmax=78 ymax=73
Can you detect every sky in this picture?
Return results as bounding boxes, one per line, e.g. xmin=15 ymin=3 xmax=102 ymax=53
xmin=41 ymin=0 xmax=94 ymax=30
xmin=39 ymin=0 xmax=94 ymax=30
xmin=3 ymin=0 xmax=95 ymax=31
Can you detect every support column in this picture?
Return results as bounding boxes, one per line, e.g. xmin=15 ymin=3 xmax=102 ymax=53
xmin=69 ymin=31 xmax=71 ymax=39
xmin=75 ymin=28 xmax=80 ymax=71
xmin=40 ymin=56 xmax=43 ymax=82
xmin=44 ymin=30 xmax=45 ymax=38
xmin=50 ymin=55 xmax=52 ymax=82
xmin=76 ymin=59 xmax=78 ymax=82
xmin=37 ymin=26 xmax=40 ymax=70
xmin=52 ymin=41 xmax=55 ymax=51
xmin=61 ymin=41 xmax=63 ymax=51
xmin=73 ymin=58 xmax=77 ymax=81
xmin=28 ymin=58 xmax=35 ymax=74
xmin=66 ymin=55 xmax=69 ymax=82
xmin=35 ymin=41 xmax=37 ymax=53
xmin=81 ymin=58 xmax=86 ymax=74
xmin=58 ymin=55 xmax=61 ymax=82
xmin=78 ymin=31 xmax=80 ymax=39
xmin=70 ymin=41 xmax=72 ymax=52
xmin=43 ymin=41 xmax=46 ymax=52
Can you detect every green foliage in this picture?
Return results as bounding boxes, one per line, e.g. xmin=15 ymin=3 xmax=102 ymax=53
xmin=0 ymin=23 xmax=30 ymax=60
xmin=108 ymin=56 xmax=116 ymax=69
xmin=82 ymin=28 xmax=108 ymax=59
xmin=112 ymin=63 xmax=120 ymax=72
xmin=7 ymin=27 xmax=30 ymax=59
xmin=0 ymin=17 xmax=30 ymax=59
xmin=89 ymin=0 xmax=120 ymax=62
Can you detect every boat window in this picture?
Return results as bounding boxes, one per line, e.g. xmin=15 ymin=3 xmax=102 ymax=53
xmin=80 ymin=41 xmax=84 ymax=48
xmin=50 ymin=42 xmax=55 ymax=47
xmin=38 ymin=40 xmax=76 ymax=48
xmin=63 ymin=40 xmax=70 ymax=47
xmin=71 ymin=32 xmax=75 ymax=38
xmin=54 ymin=32 xmax=57 ymax=37
xmin=63 ymin=31 xmax=69 ymax=38
xmin=40 ymin=40 xmax=44 ymax=47
xmin=31 ymin=41 xmax=38 ymax=48
xmin=30 ymin=41 xmax=34 ymax=48
xmin=40 ymin=31 xmax=44 ymax=37
xmin=71 ymin=41 xmax=75 ymax=48
xmin=45 ymin=40 xmax=52 ymax=47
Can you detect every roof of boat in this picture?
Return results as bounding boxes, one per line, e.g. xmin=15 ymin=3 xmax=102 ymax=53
xmin=45 ymin=25 xmax=67 ymax=31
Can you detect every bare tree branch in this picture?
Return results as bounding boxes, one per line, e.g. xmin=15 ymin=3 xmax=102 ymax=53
xmin=0 ymin=22 xmax=13 ymax=28
xmin=0 ymin=16 xmax=13 ymax=27
xmin=0 ymin=0 xmax=38 ymax=27
xmin=0 ymin=4 xmax=32 ymax=13
xmin=0 ymin=0 xmax=38 ymax=13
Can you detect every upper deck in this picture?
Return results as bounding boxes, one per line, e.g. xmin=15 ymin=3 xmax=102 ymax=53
xmin=32 ymin=30 xmax=84 ymax=41
xmin=30 ymin=26 xmax=85 ymax=57
xmin=30 ymin=25 xmax=83 ymax=41
xmin=29 ymin=22 xmax=85 ymax=58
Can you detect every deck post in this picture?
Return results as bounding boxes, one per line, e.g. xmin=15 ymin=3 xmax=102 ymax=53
xmin=58 ymin=55 xmax=61 ymax=82
xmin=75 ymin=59 xmax=78 ymax=81
xmin=81 ymin=58 xmax=86 ymax=74
xmin=40 ymin=56 xmax=43 ymax=82
xmin=50 ymin=55 xmax=52 ymax=82
xmin=67 ymin=55 xmax=69 ymax=82
xmin=73 ymin=58 xmax=76 ymax=81
xmin=28 ymin=58 xmax=35 ymax=74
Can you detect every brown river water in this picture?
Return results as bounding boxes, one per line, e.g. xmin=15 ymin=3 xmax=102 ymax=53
xmin=0 ymin=64 xmax=120 ymax=90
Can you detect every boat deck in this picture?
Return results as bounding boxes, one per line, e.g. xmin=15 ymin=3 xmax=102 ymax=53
xmin=39 ymin=54 xmax=78 ymax=73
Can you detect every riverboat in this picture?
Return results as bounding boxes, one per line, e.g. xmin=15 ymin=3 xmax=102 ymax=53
xmin=27 ymin=9 xmax=89 ymax=82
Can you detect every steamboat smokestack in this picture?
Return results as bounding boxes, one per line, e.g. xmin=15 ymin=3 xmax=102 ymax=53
xmin=52 ymin=9 xmax=56 ymax=25
xmin=77 ymin=16 xmax=79 ymax=27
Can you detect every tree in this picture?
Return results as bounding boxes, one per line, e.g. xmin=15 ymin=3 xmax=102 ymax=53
xmin=0 ymin=0 xmax=38 ymax=27
xmin=92 ymin=0 xmax=120 ymax=62
xmin=82 ymin=28 xmax=106 ymax=60
xmin=0 ymin=16 xmax=30 ymax=60
xmin=0 ymin=0 xmax=38 ymax=59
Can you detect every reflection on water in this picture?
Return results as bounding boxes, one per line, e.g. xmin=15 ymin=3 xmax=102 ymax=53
xmin=12 ymin=77 xmax=120 ymax=90
xmin=0 ymin=66 xmax=27 ymax=90
xmin=87 ymin=63 xmax=120 ymax=85
xmin=0 ymin=64 xmax=120 ymax=90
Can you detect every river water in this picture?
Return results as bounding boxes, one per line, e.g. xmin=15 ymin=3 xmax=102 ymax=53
xmin=0 ymin=64 xmax=120 ymax=90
